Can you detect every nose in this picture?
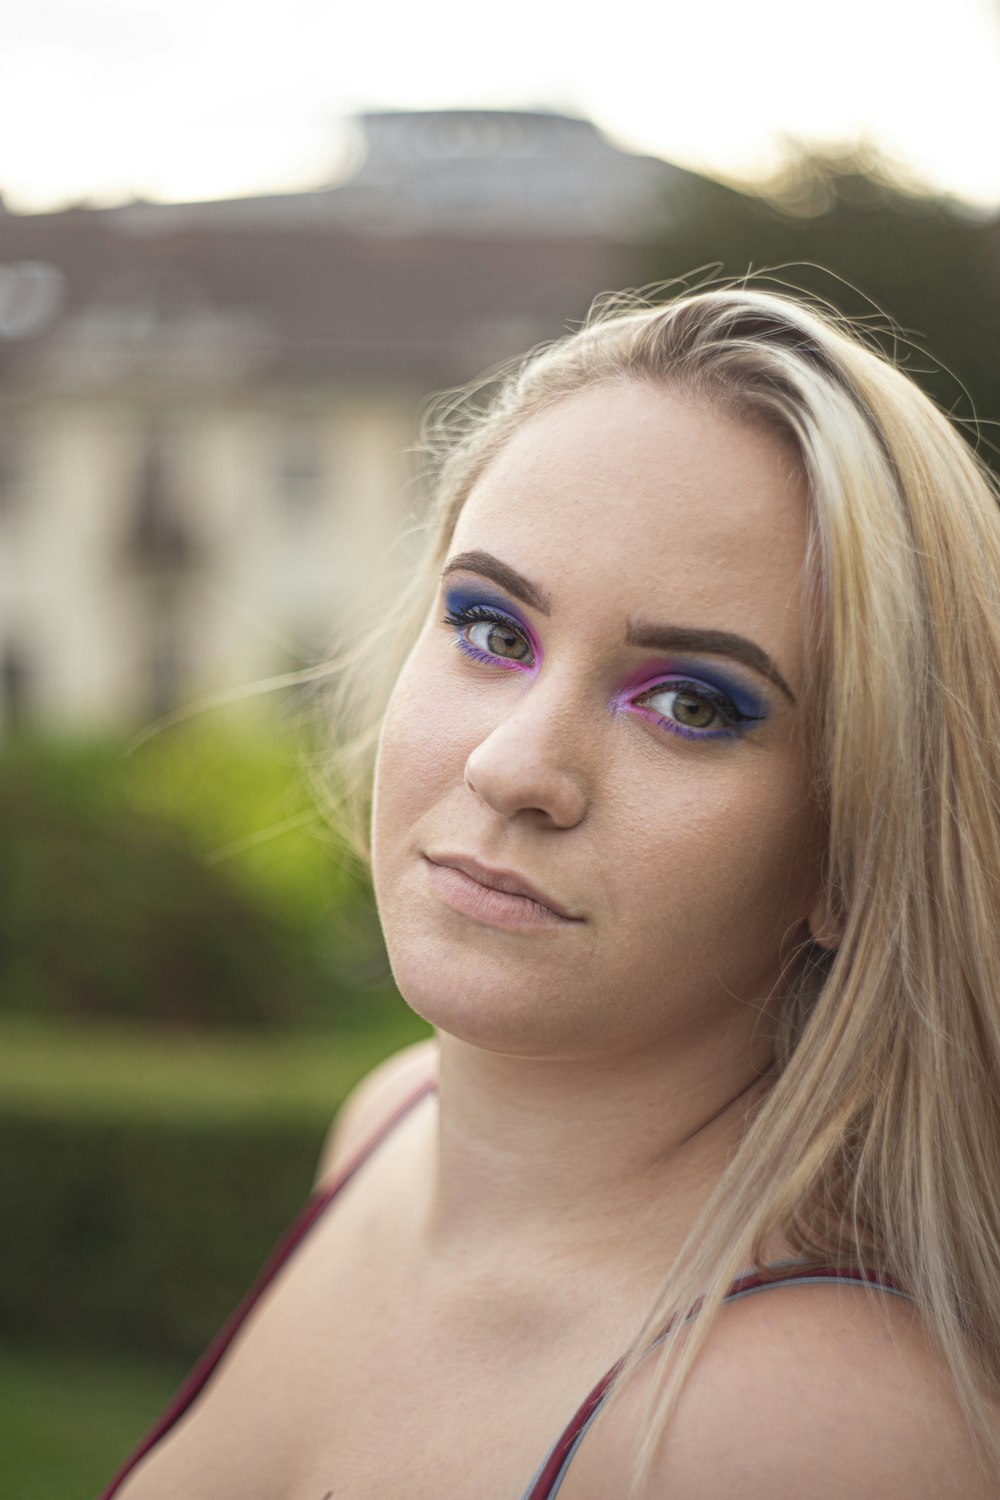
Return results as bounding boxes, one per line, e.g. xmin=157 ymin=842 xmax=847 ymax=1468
xmin=463 ymin=687 xmax=589 ymax=829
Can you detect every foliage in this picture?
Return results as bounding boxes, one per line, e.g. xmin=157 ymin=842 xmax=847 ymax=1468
xmin=646 ymin=143 xmax=1000 ymax=469
xmin=0 ymin=1013 xmax=429 ymax=1363
xmin=0 ymin=722 xmax=395 ymax=1030
xmin=3 ymin=1102 xmax=321 ymax=1360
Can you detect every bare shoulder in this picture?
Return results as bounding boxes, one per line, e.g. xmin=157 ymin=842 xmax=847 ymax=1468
xmin=312 ymin=1035 xmax=439 ymax=1191
xmin=574 ymin=1282 xmax=995 ymax=1500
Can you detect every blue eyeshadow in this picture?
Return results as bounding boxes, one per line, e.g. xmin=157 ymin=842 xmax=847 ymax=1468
xmin=443 ymin=584 xmax=524 ymax=618
xmin=672 ymin=661 xmax=770 ymax=721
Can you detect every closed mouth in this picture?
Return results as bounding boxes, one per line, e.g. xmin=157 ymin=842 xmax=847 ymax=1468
xmin=423 ymin=853 xmax=581 ymax=921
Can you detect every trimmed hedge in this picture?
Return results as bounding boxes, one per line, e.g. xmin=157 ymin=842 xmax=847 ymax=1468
xmin=0 ymin=1014 xmax=430 ymax=1362
xmin=1 ymin=1106 xmax=318 ymax=1361
xmin=0 ymin=726 xmax=433 ymax=1363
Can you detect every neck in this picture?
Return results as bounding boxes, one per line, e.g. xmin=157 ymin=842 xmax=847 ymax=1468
xmin=421 ymin=1029 xmax=772 ymax=1273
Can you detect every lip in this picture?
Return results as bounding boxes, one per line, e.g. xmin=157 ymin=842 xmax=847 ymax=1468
xmin=423 ymin=852 xmax=582 ymax=924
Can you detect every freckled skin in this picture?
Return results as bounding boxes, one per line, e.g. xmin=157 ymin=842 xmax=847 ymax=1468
xmin=371 ymin=383 xmax=831 ymax=1064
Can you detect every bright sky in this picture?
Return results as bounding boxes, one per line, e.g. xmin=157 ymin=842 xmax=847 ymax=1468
xmin=5 ymin=0 xmax=1000 ymax=212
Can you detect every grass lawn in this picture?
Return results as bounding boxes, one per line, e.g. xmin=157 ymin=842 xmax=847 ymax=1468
xmin=0 ymin=1007 xmax=431 ymax=1125
xmin=0 ymin=1344 xmax=190 ymax=1498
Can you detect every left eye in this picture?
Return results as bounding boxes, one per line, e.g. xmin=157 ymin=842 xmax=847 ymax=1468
xmin=637 ymin=680 xmax=741 ymax=734
xmin=466 ymin=619 xmax=532 ymax=661
xmin=651 ymin=685 xmax=721 ymax=729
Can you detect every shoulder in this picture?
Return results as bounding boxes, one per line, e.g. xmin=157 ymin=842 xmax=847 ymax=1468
xmin=312 ymin=1036 xmax=439 ymax=1192
xmin=575 ymin=1281 xmax=993 ymax=1500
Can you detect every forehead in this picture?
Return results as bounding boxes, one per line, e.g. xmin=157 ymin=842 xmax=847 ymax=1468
xmin=451 ymin=381 xmax=810 ymax=677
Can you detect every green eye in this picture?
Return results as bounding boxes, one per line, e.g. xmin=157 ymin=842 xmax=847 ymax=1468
xmin=467 ymin=620 xmax=532 ymax=661
xmin=632 ymin=676 xmax=758 ymax=743
xmin=669 ymin=689 xmax=720 ymax=729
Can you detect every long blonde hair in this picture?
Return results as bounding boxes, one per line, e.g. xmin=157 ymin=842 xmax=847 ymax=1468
xmin=320 ymin=280 xmax=1000 ymax=1483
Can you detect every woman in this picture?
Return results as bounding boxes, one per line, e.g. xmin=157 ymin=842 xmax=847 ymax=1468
xmin=101 ymin=284 xmax=1000 ymax=1498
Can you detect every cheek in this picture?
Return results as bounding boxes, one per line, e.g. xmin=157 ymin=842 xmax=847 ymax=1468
xmin=371 ymin=644 xmax=471 ymax=861
xmin=699 ymin=767 xmax=825 ymax=945
xmin=611 ymin=758 xmax=823 ymax=967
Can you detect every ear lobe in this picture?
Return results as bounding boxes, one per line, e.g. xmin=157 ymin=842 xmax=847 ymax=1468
xmin=807 ymin=894 xmax=843 ymax=951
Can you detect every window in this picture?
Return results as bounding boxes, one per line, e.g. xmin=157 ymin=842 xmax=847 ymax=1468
xmin=1 ymin=643 xmax=30 ymax=731
xmin=129 ymin=422 xmax=192 ymax=568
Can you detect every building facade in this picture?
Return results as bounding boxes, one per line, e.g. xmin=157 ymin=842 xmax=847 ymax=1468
xmin=0 ymin=109 xmax=698 ymax=733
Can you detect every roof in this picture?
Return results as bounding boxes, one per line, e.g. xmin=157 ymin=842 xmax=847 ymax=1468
xmin=0 ymin=211 xmax=647 ymax=388
xmin=0 ymin=109 xmax=702 ymax=389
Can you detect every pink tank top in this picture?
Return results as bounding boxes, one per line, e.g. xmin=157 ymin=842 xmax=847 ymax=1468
xmin=98 ymin=1079 xmax=908 ymax=1499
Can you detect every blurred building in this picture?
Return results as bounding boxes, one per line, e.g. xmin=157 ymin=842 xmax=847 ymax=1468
xmin=0 ymin=109 xmax=702 ymax=734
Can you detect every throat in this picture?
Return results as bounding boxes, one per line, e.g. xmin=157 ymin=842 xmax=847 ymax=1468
xmin=421 ymin=1038 xmax=768 ymax=1274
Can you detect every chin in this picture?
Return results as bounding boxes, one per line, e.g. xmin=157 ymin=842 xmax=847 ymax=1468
xmin=383 ymin=935 xmax=582 ymax=1055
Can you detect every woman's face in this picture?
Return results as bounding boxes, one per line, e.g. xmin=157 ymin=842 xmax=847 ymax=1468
xmin=371 ymin=380 xmax=830 ymax=1062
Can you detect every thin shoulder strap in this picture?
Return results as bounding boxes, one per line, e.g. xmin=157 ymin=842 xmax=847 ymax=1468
xmin=97 ymin=1076 xmax=437 ymax=1500
xmin=721 ymin=1263 xmax=911 ymax=1304
xmin=520 ymin=1265 xmax=910 ymax=1500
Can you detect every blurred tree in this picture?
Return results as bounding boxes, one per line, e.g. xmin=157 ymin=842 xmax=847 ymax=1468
xmin=643 ymin=143 xmax=1000 ymax=469
xmin=0 ymin=731 xmax=394 ymax=1031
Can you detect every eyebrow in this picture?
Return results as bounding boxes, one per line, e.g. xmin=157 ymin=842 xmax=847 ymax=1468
xmin=625 ymin=621 xmax=796 ymax=704
xmin=442 ymin=550 xmax=552 ymax=614
xmin=441 ymin=549 xmax=796 ymax=705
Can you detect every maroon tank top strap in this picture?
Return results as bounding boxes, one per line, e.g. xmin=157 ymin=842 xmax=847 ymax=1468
xmin=521 ymin=1264 xmax=910 ymax=1500
xmin=97 ymin=1075 xmax=437 ymax=1500
xmin=521 ymin=1360 xmax=625 ymax=1500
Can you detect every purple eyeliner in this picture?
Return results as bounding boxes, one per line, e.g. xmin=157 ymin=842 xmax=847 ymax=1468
xmin=443 ymin=585 xmax=541 ymax=671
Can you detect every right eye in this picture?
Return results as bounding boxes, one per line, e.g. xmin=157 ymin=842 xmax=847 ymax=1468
xmin=466 ymin=618 xmax=532 ymax=661
xmin=443 ymin=604 xmax=535 ymax=669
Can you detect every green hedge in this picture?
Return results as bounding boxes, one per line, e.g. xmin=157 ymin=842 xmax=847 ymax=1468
xmin=0 ymin=1014 xmax=430 ymax=1362
xmin=0 ymin=726 xmax=433 ymax=1365
xmin=1 ymin=1107 xmax=318 ymax=1361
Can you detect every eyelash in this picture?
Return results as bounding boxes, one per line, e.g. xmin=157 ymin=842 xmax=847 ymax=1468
xmin=442 ymin=602 xmax=761 ymax=741
xmin=632 ymin=681 xmax=760 ymax=742
xmin=443 ymin=602 xmax=534 ymax=671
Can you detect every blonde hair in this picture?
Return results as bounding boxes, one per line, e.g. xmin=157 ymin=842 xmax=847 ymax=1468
xmin=320 ymin=280 xmax=1000 ymax=1484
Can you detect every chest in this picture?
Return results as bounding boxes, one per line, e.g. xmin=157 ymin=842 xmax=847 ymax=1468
xmin=114 ymin=1153 xmax=626 ymax=1500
